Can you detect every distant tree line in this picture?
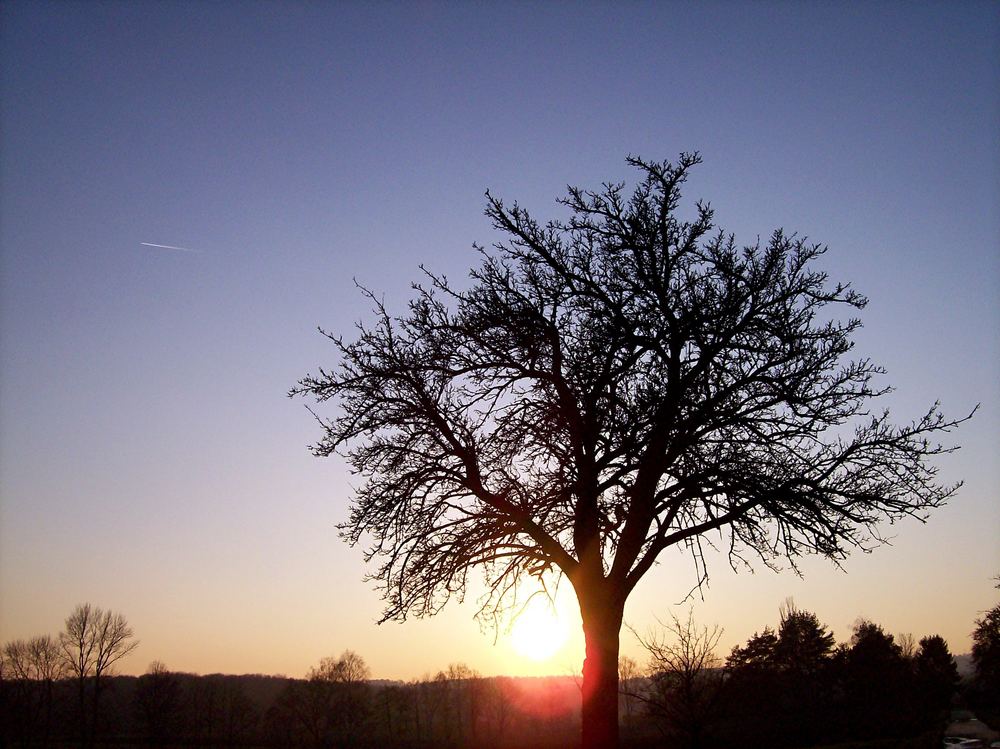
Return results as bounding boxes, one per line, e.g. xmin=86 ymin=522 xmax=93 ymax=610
xmin=2 ymin=594 xmax=997 ymax=748
xmin=0 ymin=647 xmax=579 ymax=748
xmin=619 ymin=601 xmax=992 ymax=749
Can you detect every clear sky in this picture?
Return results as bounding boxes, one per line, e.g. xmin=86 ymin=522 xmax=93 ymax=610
xmin=1 ymin=1 xmax=997 ymax=680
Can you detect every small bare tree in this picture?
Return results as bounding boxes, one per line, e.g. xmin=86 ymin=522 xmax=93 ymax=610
xmin=897 ymin=632 xmax=917 ymax=660
xmin=2 ymin=637 xmax=65 ymax=741
xmin=3 ymin=635 xmax=65 ymax=682
xmin=134 ymin=661 xmax=182 ymax=744
xmin=59 ymin=604 xmax=138 ymax=744
xmin=3 ymin=638 xmax=33 ymax=681
xmin=617 ymin=655 xmax=641 ymax=731
xmin=286 ymin=650 xmax=372 ymax=747
xmin=631 ymin=611 xmax=723 ymax=749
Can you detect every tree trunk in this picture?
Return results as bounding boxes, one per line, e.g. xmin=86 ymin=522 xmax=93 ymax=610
xmin=579 ymin=593 xmax=624 ymax=749
xmin=77 ymin=675 xmax=88 ymax=745
xmin=90 ymin=677 xmax=103 ymax=747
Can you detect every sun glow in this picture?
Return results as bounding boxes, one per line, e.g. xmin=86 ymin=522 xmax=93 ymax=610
xmin=509 ymin=598 xmax=570 ymax=662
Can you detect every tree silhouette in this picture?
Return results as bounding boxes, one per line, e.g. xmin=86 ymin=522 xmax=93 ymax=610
xmin=841 ymin=620 xmax=909 ymax=738
xmin=722 ymin=606 xmax=836 ymax=747
xmin=773 ymin=602 xmax=835 ymax=677
xmin=774 ymin=604 xmax=834 ymax=743
xmin=134 ymin=661 xmax=182 ymax=745
xmin=295 ymin=153 xmax=969 ymax=749
xmin=276 ymin=650 xmax=372 ymax=748
xmin=60 ymin=604 xmax=138 ymax=745
xmin=970 ymin=579 xmax=1000 ymax=724
xmin=617 ymin=655 xmax=640 ymax=734
xmin=631 ymin=611 xmax=723 ymax=749
xmin=2 ymin=636 xmax=65 ymax=743
xmin=913 ymin=635 xmax=959 ymax=726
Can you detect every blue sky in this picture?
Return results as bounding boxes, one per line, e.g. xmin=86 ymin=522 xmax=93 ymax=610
xmin=1 ymin=1 xmax=997 ymax=678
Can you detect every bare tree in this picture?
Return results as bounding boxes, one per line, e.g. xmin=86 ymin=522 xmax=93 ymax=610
xmin=482 ymin=676 xmax=515 ymax=742
xmin=30 ymin=635 xmax=65 ymax=744
xmin=318 ymin=649 xmax=371 ymax=686
xmin=134 ymin=661 xmax=182 ymax=745
xmin=3 ymin=638 xmax=32 ymax=681
xmin=2 ymin=637 xmax=59 ymax=741
xmin=631 ymin=611 xmax=723 ymax=749
xmin=295 ymin=153 xmax=970 ymax=749
xmin=28 ymin=635 xmax=65 ymax=683
xmin=61 ymin=603 xmax=97 ymax=740
xmin=283 ymin=650 xmax=372 ymax=747
xmin=59 ymin=604 xmax=138 ymax=744
xmin=897 ymin=632 xmax=917 ymax=660
xmin=617 ymin=655 xmax=641 ymax=731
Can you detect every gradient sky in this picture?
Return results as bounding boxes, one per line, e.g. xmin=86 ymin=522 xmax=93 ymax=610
xmin=1 ymin=1 xmax=998 ymax=680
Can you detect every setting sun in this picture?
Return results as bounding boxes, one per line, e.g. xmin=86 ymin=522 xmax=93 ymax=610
xmin=1 ymin=5 xmax=996 ymax=749
xmin=509 ymin=598 xmax=570 ymax=662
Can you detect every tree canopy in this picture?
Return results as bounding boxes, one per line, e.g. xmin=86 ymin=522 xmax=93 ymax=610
xmin=297 ymin=153 xmax=966 ymax=622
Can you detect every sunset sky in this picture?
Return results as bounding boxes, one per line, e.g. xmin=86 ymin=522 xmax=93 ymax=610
xmin=1 ymin=1 xmax=997 ymax=681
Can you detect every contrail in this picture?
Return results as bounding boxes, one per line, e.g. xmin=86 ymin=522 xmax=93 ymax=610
xmin=140 ymin=242 xmax=199 ymax=253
